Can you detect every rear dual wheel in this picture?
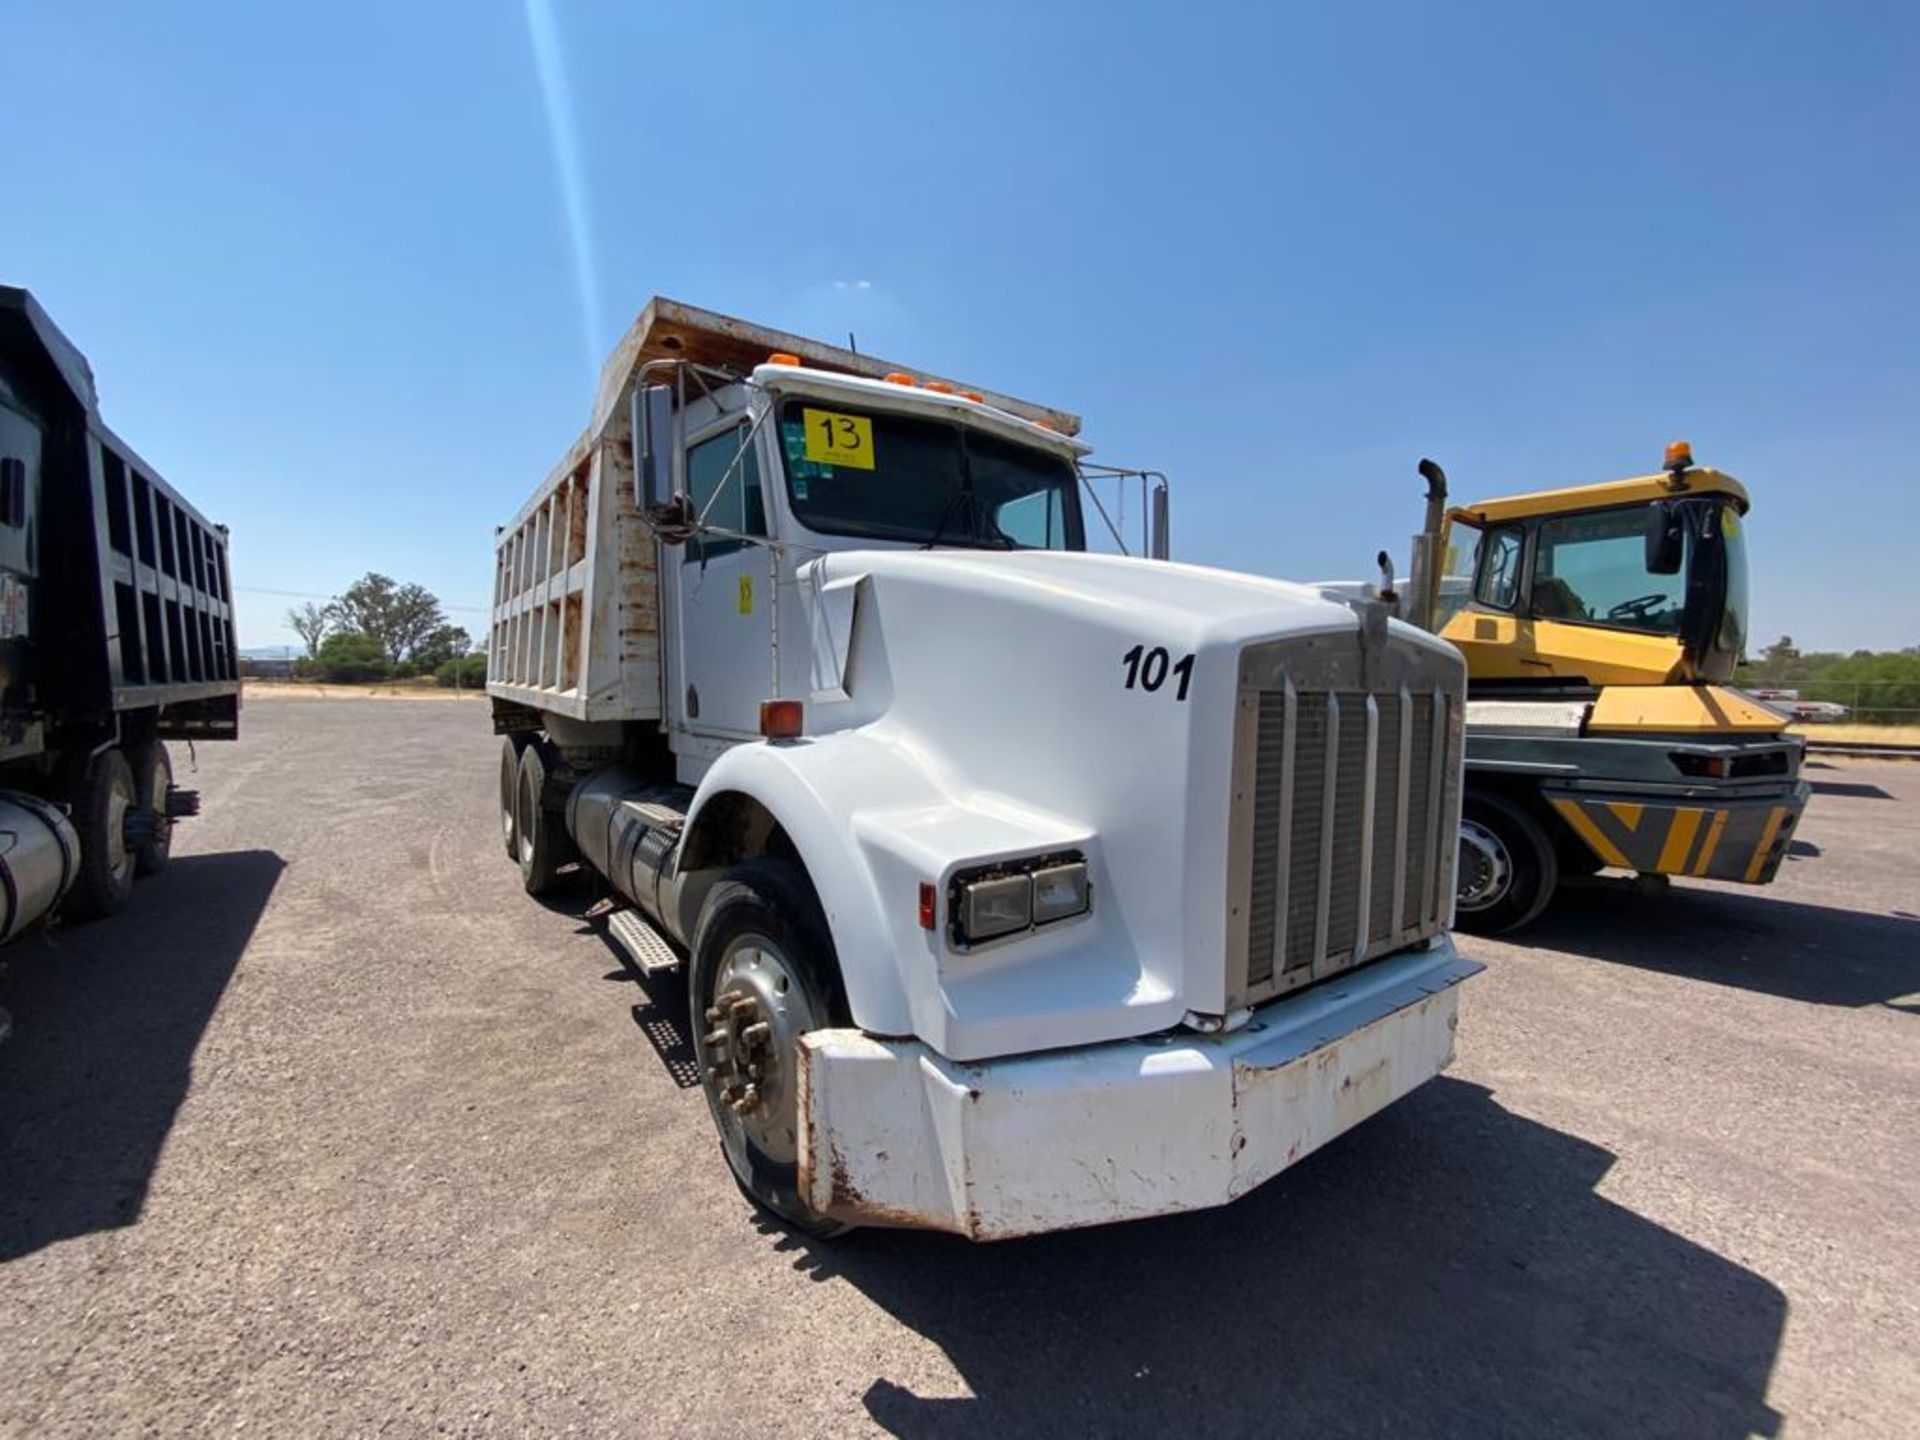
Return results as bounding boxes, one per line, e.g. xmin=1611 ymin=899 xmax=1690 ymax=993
xmin=508 ymin=738 xmax=573 ymax=896
xmin=498 ymin=736 xmax=525 ymax=860
xmin=63 ymin=748 xmax=139 ymax=921
xmin=131 ymin=740 xmax=174 ymax=878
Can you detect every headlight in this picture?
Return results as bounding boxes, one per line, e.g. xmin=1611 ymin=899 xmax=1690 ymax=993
xmin=950 ymin=852 xmax=1091 ymax=947
xmin=1030 ymin=862 xmax=1090 ymax=924
xmin=960 ymin=875 xmax=1031 ymax=941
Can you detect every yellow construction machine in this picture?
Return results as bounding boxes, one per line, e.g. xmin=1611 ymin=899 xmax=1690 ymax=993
xmin=1392 ymin=443 xmax=1808 ymax=933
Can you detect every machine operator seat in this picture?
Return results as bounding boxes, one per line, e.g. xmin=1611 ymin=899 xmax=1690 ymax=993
xmin=1530 ymin=576 xmax=1588 ymax=621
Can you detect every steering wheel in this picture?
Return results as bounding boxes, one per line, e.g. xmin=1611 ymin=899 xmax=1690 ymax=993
xmin=1606 ymin=593 xmax=1669 ymax=621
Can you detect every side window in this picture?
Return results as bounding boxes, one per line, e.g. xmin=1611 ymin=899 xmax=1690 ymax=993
xmin=1474 ymin=526 xmax=1524 ymax=610
xmin=1533 ymin=507 xmax=1688 ymax=633
xmin=684 ymin=425 xmax=766 ymax=563
xmin=993 ymin=487 xmax=1067 ymax=549
xmin=1435 ymin=520 xmax=1482 ymax=628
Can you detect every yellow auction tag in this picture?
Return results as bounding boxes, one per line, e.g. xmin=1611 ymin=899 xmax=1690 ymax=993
xmin=802 ymin=408 xmax=874 ymax=470
xmin=737 ymin=576 xmax=753 ymax=615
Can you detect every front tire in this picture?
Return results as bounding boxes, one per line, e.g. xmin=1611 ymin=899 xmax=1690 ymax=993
xmin=64 ymin=747 xmax=138 ymax=921
xmin=1454 ymin=791 xmax=1559 ymax=935
xmin=689 ymin=858 xmax=848 ymax=1238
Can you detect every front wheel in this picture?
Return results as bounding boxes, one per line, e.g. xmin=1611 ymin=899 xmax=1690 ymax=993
xmin=1453 ymin=791 xmax=1559 ymax=935
xmin=689 ymin=858 xmax=848 ymax=1238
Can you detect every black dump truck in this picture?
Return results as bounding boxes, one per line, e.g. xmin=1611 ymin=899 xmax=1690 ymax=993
xmin=0 ymin=285 xmax=238 ymax=945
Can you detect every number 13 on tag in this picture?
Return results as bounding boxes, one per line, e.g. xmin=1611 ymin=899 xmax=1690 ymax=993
xmin=802 ymin=408 xmax=874 ymax=470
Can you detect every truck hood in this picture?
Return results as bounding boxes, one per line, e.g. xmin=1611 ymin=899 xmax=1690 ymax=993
xmin=799 ymin=548 xmax=1455 ymax=690
xmin=781 ymin=546 xmax=1462 ymax=1058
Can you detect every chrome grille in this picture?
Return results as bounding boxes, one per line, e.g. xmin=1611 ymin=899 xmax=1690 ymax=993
xmin=1228 ymin=631 xmax=1462 ymax=1008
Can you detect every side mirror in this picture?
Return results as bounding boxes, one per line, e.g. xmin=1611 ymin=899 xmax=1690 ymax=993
xmin=633 ymin=384 xmax=675 ymax=510
xmin=1644 ymin=501 xmax=1683 ymax=575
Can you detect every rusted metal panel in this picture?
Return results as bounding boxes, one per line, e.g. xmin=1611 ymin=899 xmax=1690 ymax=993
xmin=586 ymin=296 xmax=1080 ymax=442
xmin=490 ymin=394 xmax=661 ymax=722
xmin=800 ymin=942 xmax=1480 ymax=1240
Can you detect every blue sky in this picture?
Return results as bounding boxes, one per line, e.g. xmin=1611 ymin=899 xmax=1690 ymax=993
xmin=6 ymin=1 xmax=1915 ymax=652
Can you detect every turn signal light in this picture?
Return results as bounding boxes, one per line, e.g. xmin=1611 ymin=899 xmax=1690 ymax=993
xmin=759 ymin=699 xmax=803 ymax=740
xmin=767 ymin=351 xmax=801 ymax=366
xmin=1664 ymin=440 xmax=1693 ymax=471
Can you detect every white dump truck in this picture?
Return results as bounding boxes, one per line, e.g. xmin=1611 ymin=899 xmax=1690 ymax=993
xmin=489 ymin=299 xmax=1479 ymax=1239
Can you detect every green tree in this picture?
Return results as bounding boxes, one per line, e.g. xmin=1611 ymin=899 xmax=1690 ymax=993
xmin=286 ymin=601 xmax=331 ymax=659
xmin=1806 ymin=652 xmax=1920 ymax=723
xmin=435 ymin=653 xmax=488 ymax=689
xmin=328 ymin=574 xmax=446 ymax=664
xmin=410 ymin=624 xmax=472 ymax=672
xmin=314 ymin=632 xmax=392 ymax=683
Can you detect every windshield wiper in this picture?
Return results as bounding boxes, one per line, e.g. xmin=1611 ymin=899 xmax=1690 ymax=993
xmin=920 ymin=483 xmax=972 ymax=550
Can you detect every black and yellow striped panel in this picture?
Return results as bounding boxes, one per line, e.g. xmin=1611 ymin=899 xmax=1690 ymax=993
xmin=1548 ymin=794 xmax=1802 ymax=884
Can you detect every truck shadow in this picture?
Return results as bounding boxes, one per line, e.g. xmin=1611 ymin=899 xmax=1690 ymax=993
xmin=1520 ymin=880 xmax=1920 ymax=1009
xmin=0 ymin=849 xmax=284 ymax=1261
xmin=771 ymin=1078 xmax=1784 ymax=1440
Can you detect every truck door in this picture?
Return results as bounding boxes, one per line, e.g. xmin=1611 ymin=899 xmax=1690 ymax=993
xmin=673 ymin=421 xmax=773 ymax=739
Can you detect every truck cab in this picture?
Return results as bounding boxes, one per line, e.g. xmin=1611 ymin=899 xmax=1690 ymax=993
xmin=490 ymin=299 xmax=1478 ymax=1239
xmin=655 ymin=361 xmax=1096 ymax=774
xmin=1394 ymin=447 xmax=1808 ymax=932
xmin=1434 ymin=456 xmax=1752 ymax=688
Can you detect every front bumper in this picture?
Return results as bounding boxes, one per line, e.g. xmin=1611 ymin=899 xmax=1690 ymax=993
xmin=797 ymin=940 xmax=1482 ymax=1240
xmin=1543 ymin=781 xmax=1808 ymax=884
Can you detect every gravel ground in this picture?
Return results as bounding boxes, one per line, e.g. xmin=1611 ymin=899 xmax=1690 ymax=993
xmin=2 ymin=697 xmax=1914 ymax=1438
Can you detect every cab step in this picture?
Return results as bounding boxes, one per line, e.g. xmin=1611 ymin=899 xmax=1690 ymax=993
xmin=607 ymin=907 xmax=682 ymax=976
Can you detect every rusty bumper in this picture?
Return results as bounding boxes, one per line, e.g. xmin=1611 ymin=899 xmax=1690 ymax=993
xmin=796 ymin=941 xmax=1482 ymax=1240
xmin=1546 ymin=781 xmax=1809 ymax=884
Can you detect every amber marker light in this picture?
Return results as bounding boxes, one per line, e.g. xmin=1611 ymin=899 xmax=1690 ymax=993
xmin=759 ymin=699 xmax=804 ymax=740
xmin=884 ymin=371 xmax=917 ymax=386
xmin=1665 ymin=440 xmax=1694 ymax=471
xmin=767 ymin=351 xmax=801 ymax=366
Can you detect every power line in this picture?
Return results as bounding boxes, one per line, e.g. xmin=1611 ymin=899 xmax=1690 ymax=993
xmin=234 ymin=584 xmax=490 ymax=614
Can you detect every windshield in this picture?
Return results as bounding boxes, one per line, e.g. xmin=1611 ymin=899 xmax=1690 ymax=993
xmin=1530 ymin=505 xmax=1690 ymax=635
xmin=777 ymin=399 xmax=1083 ymax=550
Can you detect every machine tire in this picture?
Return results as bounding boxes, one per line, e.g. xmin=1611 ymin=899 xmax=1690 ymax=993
xmin=64 ymin=747 xmax=139 ymax=921
xmin=499 ymin=735 xmax=528 ymax=860
xmin=1454 ymin=790 xmax=1559 ymax=936
xmin=689 ymin=858 xmax=849 ymax=1239
xmin=512 ymin=742 xmax=570 ymax=896
xmin=130 ymin=739 xmax=174 ymax=878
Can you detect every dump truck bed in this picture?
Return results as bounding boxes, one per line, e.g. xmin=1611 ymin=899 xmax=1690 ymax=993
xmin=0 ymin=286 xmax=238 ymax=745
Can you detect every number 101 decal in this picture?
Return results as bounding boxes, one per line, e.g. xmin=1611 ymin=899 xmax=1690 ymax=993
xmin=1121 ymin=644 xmax=1196 ymax=701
